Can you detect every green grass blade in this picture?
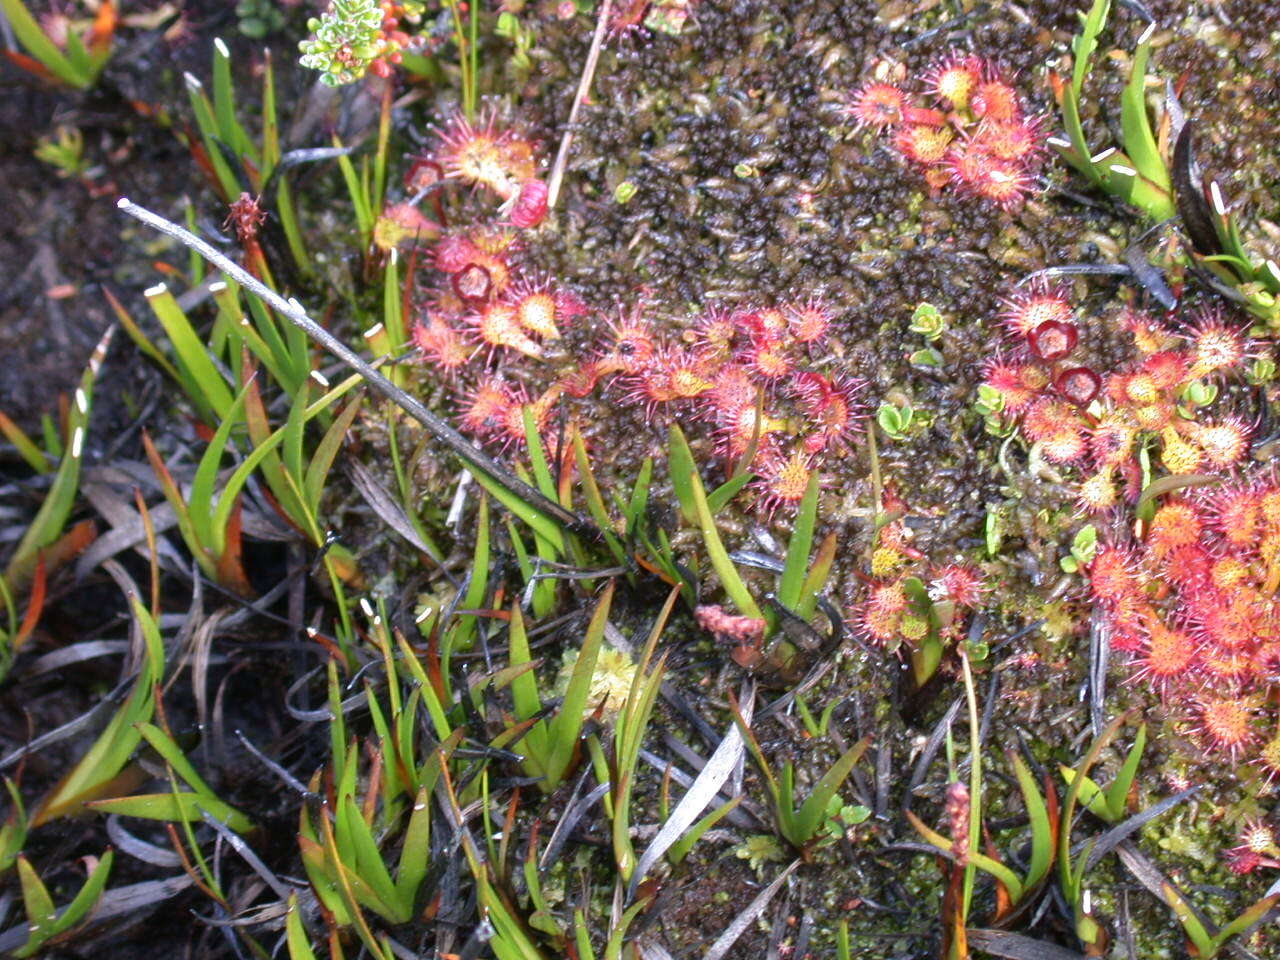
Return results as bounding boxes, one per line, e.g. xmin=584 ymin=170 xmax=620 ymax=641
xmin=572 ymin=427 xmax=627 ymax=567
xmin=339 ymin=795 xmax=403 ymax=920
xmin=1161 ymin=883 xmax=1217 ymax=958
xmin=669 ymin=425 xmax=763 ymax=619
xmin=189 ymin=385 xmax=250 ymax=549
xmin=285 ymin=894 xmax=319 ymax=960
xmin=335 ymin=136 xmax=373 ymax=237
xmin=0 ymin=411 xmax=50 ymax=473
xmin=211 ymin=38 xmax=256 ymax=166
xmin=1010 ymin=752 xmax=1054 ymax=891
xmin=469 ymin=465 xmax=564 ymax=552
xmin=793 ymin=737 xmax=870 ymax=843
xmin=134 ymin=722 xmax=253 ymax=830
xmin=86 ymin=791 xmax=252 ymax=832
xmin=33 ymin=598 xmax=164 ymax=825
xmin=706 ymin=470 xmax=753 ymax=515
xmin=668 ymin=796 xmax=741 ymax=865
xmin=0 ymin=0 xmax=85 ymax=87
xmin=624 ymin=457 xmax=653 ymax=538
xmin=209 ymin=378 xmax=355 ymax=556
xmin=146 ymin=282 xmax=235 ymax=420
xmin=304 ymin=396 xmax=363 ymax=513
xmin=1104 ymin=723 xmax=1145 ymax=820
xmin=14 ymin=849 xmax=113 ymax=957
xmin=185 ymin=73 xmax=241 ymax=199
xmin=507 ymin=605 xmax=549 ymax=770
xmin=777 ymin=471 xmax=820 ymax=611
xmin=522 ymin=406 xmax=557 ymax=501
xmin=4 ymin=326 xmax=112 ymax=592
xmin=1120 ymin=38 xmax=1172 ymax=206
xmin=544 ymin=582 xmax=614 ymax=787
xmin=395 ymin=785 xmax=432 ymax=906
xmin=666 ymin=424 xmax=697 ymax=524
xmin=796 ymin=530 xmax=837 ymax=621
xmin=1217 ymin=892 xmax=1280 ymax=947
xmin=15 ymin=856 xmax=55 ymax=945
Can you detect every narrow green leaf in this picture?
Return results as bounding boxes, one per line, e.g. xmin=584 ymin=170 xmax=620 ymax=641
xmin=304 ymin=397 xmax=363 ymax=513
xmin=86 ymin=792 xmax=252 ymax=833
xmin=792 ymin=738 xmax=870 ymax=845
xmin=146 ymin=283 xmax=235 ymax=420
xmin=1010 ymin=752 xmax=1054 ymax=891
xmin=572 ymin=428 xmax=628 ymax=568
xmin=211 ymin=37 xmax=256 ymax=166
xmin=4 ymin=326 xmax=111 ymax=591
xmin=1119 ymin=39 xmax=1172 ymax=202
xmin=395 ymin=786 xmax=432 ymax=907
xmin=545 ymin=583 xmax=614 ymax=788
xmin=624 ymin=457 xmax=653 ymax=537
xmin=34 ymin=598 xmax=164 ymax=825
xmin=670 ymin=425 xmax=763 ymax=620
xmin=136 ymin=723 xmax=240 ymax=817
xmin=666 ymin=425 xmax=697 ymax=525
xmin=469 ymin=465 xmax=563 ymax=552
xmin=189 ymin=386 xmax=250 ymax=549
xmin=285 ymin=894 xmax=319 ymax=960
xmin=20 ymin=849 xmax=112 ymax=958
xmin=185 ymin=74 xmax=241 ymax=199
xmin=522 ymin=406 xmax=557 ymax=501
xmin=1216 ymin=892 xmax=1280 ymax=947
xmin=778 ymin=471 xmax=820 ymax=612
xmin=669 ymin=796 xmax=741 ymax=864
xmin=706 ymin=470 xmax=754 ymax=515
xmin=16 ymin=856 xmax=55 ymax=943
xmin=339 ymin=795 xmax=403 ymax=921
xmin=796 ymin=530 xmax=837 ymax=621
xmin=507 ymin=605 xmax=549 ymax=770
xmin=0 ymin=410 xmax=52 ymax=474
xmin=1104 ymin=723 xmax=1145 ymax=820
xmin=1162 ymin=883 xmax=1216 ymax=958
xmin=0 ymin=0 xmax=86 ymax=87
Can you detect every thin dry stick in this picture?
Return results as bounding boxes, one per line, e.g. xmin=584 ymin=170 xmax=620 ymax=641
xmin=545 ymin=0 xmax=613 ymax=211
xmin=115 ymin=198 xmax=588 ymax=535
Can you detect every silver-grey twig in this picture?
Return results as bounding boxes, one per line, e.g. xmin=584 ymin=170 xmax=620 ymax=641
xmin=116 ymin=197 xmax=588 ymax=534
xmin=545 ymin=0 xmax=613 ymax=211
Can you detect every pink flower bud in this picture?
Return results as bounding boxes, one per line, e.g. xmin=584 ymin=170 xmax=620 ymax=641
xmin=509 ymin=178 xmax=548 ymax=229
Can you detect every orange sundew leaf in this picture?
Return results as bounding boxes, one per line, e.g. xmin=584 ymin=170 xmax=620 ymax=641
xmin=304 ymin=628 xmax=346 ymax=664
xmin=633 ymin=552 xmax=677 ymax=585
xmin=42 ymin=519 xmax=97 ymax=573
xmin=213 ymin=496 xmax=254 ymax=598
xmin=181 ymin=125 xmax=223 ymax=195
xmin=88 ymin=1 xmax=117 ymax=57
xmin=985 ymin=827 xmax=1014 ymax=922
xmin=13 ymin=556 xmax=47 ymax=652
xmin=3 ymin=50 xmax=62 ymax=85
xmin=150 ymin=260 xmax=184 ymax=278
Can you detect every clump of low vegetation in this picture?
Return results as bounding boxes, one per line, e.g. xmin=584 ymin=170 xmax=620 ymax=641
xmin=2 ymin=0 xmax=1280 ymax=957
